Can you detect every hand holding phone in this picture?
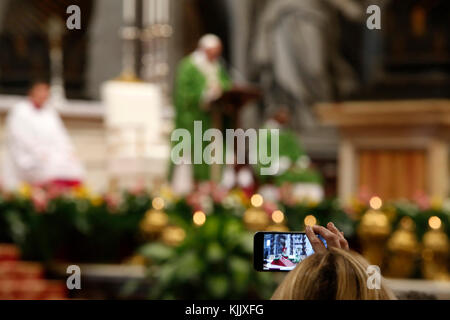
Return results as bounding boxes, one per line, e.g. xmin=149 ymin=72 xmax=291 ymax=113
xmin=254 ymin=222 xmax=348 ymax=272
xmin=305 ymin=222 xmax=349 ymax=253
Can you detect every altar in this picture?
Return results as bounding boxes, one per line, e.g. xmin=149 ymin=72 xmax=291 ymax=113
xmin=316 ymin=100 xmax=450 ymax=201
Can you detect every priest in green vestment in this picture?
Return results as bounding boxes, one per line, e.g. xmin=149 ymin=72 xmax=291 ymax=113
xmin=171 ymin=34 xmax=232 ymax=193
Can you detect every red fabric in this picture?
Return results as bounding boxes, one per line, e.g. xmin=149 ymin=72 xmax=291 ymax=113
xmin=271 ymin=256 xmax=295 ymax=267
xmin=49 ymin=179 xmax=82 ymax=188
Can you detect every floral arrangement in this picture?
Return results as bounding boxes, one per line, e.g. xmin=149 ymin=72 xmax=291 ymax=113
xmin=0 ymin=181 xmax=448 ymax=296
xmin=0 ymin=184 xmax=151 ymax=262
xmin=0 ymin=182 xmax=353 ymax=261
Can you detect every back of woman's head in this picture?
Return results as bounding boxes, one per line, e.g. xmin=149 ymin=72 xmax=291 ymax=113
xmin=271 ymin=247 xmax=396 ymax=300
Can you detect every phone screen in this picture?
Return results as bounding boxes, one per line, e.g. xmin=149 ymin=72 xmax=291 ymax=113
xmin=254 ymin=232 xmax=327 ymax=271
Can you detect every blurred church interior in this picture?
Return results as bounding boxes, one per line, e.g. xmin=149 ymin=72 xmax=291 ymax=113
xmin=0 ymin=0 xmax=449 ymax=197
xmin=0 ymin=0 xmax=449 ymax=300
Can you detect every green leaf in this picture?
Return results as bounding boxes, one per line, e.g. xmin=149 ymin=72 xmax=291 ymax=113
xmin=229 ymin=256 xmax=250 ymax=292
xmin=139 ymin=243 xmax=174 ymax=261
xmin=206 ymin=242 xmax=225 ymax=263
xmin=4 ymin=210 xmax=27 ymax=244
xmin=203 ymin=216 xmax=220 ymax=238
xmin=223 ymin=219 xmax=242 ymax=243
xmin=238 ymin=232 xmax=254 ymax=254
xmin=119 ymin=279 xmax=141 ymax=298
xmin=206 ymin=274 xmax=229 ymax=299
xmin=174 ymin=251 xmax=203 ymax=280
xmin=156 ymin=263 xmax=177 ymax=288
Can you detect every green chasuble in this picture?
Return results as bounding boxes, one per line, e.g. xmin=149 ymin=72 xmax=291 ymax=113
xmin=172 ymin=56 xmax=232 ymax=182
xmin=255 ymin=124 xmax=322 ymax=186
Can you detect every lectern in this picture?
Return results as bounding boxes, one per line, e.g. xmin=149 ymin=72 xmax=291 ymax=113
xmin=211 ymin=86 xmax=262 ymax=130
xmin=316 ymin=100 xmax=450 ymax=201
xmin=209 ymin=86 xmax=262 ymax=182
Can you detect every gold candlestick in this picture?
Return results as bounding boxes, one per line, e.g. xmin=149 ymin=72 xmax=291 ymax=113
xmin=116 ymin=26 xmax=141 ymax=82
xmin=421 ymin=216 xmax=450 ymax=281
xmin=243 ymin=194 xmax=270 ymax=231
xmin=385 ymin=217 xmax=418 ymax=278
xmin=357 ymin=197 xmax=391 ymax=266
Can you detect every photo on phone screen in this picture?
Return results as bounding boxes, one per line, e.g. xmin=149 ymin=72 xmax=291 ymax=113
xmin=254 ymin=232 xmax=327 ymax=271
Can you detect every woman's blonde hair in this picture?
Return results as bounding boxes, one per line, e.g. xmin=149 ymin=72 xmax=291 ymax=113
xmin=271 ymin=248 xmax=396 ymax=300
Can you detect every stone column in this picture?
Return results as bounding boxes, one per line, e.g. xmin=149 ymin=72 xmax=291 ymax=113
xmin=86 ymin=0 xmax=123 ymax=100
xmin=428 ymin=138 xmax=449 ymax=199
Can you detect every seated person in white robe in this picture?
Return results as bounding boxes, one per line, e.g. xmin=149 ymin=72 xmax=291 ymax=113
xmin=2 ymin=81 xmax=85 ymax=190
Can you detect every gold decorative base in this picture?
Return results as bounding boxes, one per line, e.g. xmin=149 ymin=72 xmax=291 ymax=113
xmin=115 ymin=72 xmax=143 ymax=83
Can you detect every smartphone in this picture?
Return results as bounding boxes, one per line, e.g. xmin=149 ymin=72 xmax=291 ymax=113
xmin=253 ymin=231 xmax=327 ymax=271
